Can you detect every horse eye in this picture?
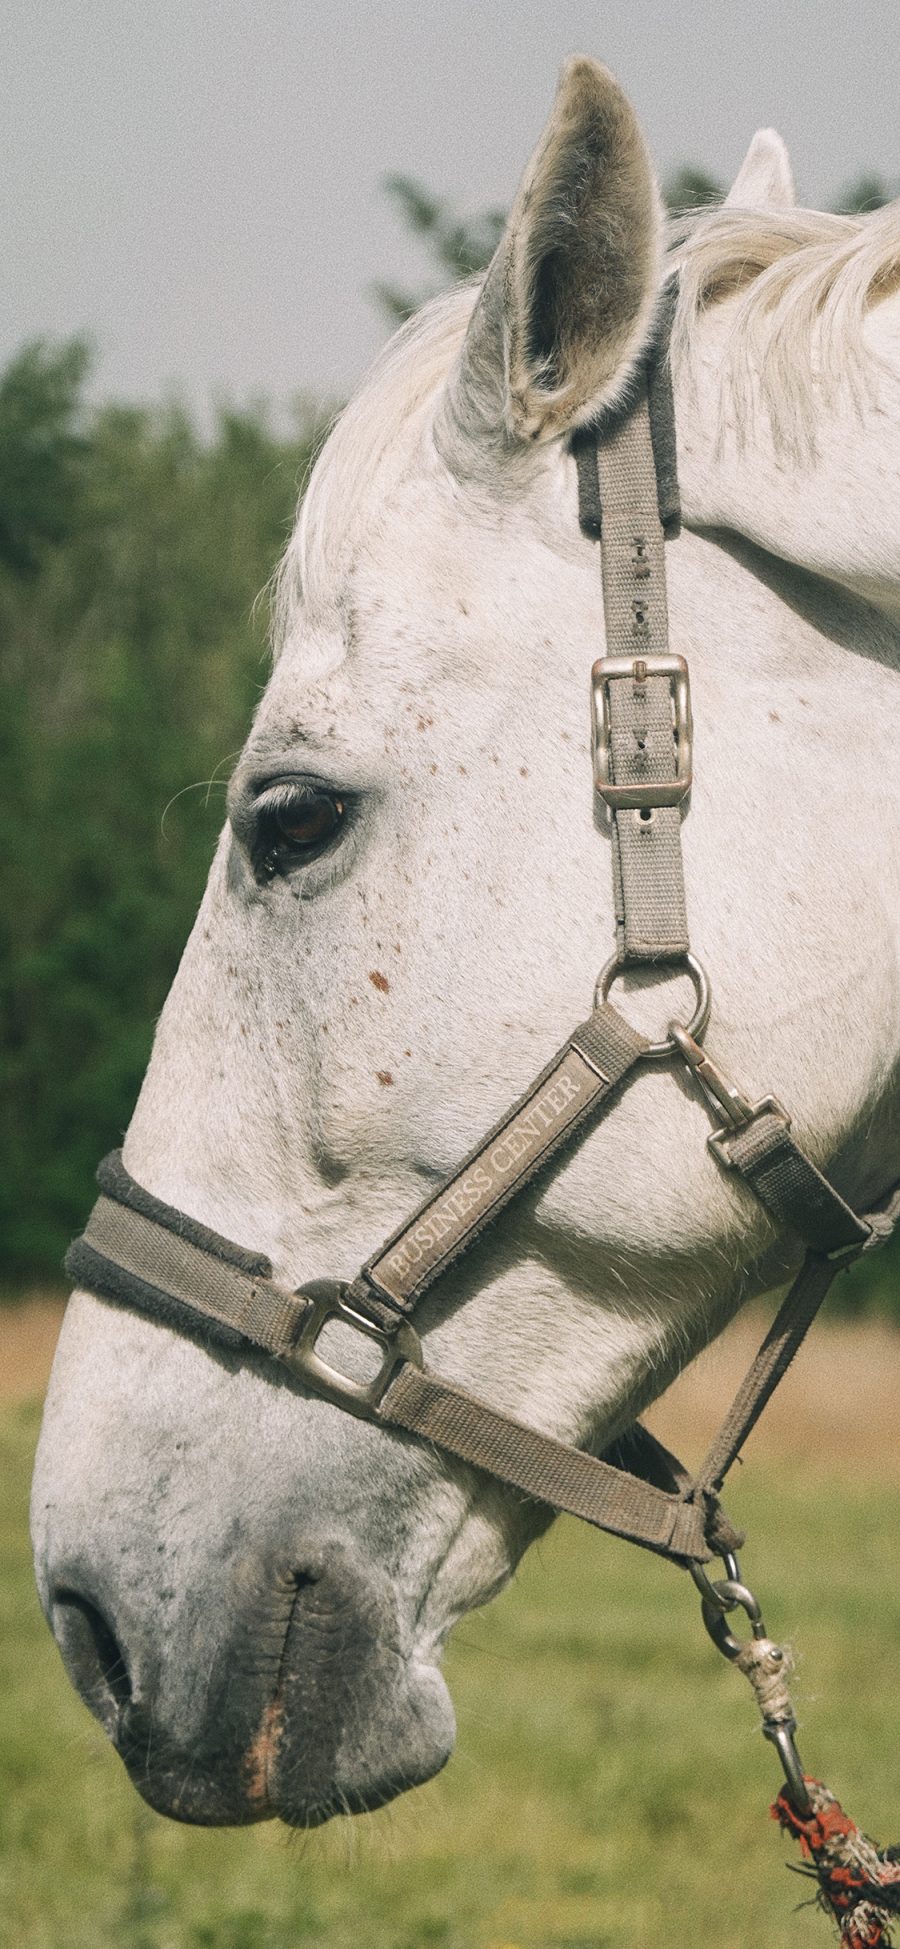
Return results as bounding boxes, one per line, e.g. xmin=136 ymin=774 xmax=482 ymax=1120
xmin=240 ymin=779 xmax=353 ymax=884
xmin=274 ymin=794 xmax=345 ymax=851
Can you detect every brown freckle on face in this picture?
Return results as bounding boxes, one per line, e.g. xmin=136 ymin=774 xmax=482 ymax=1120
xmin=458 ymin=763 xmax=467 ymax=775
xmin=369 ymin=970 xmax=390 ymax=993
xmin=520 ymin=766 xmax=529 ymax=777
xmin=404 ymin=1049 xmax=411 ymax=1057
xmin=376 ymin=1070 xmax=394 ymax=1087
xmin=769 ymin=710 xmax=781 ymax=723
xmin=416 ymin=716 xmax=434 ymax=731
xmin=393 ymin=943 xmax=401 ymax=954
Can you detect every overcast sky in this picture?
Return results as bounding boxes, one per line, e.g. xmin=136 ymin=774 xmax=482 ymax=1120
xmin=3 ymin=1 xmax=898 ymax=418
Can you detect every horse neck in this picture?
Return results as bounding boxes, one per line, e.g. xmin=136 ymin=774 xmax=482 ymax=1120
xmin=674 ymin=288 xmax=900 ymax=617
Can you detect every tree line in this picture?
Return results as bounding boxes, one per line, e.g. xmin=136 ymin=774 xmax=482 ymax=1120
xmin=0 ymin=341 xmax=322 ymax=1279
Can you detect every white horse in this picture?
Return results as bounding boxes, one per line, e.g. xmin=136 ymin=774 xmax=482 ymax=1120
xmin=32 ymin=59 xmax=900 ymax=1828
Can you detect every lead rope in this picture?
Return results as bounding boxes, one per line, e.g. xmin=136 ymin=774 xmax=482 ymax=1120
xmin=580 ymin=353 xmax=900 ymax=1943
xmin=690 ymin=1555 xmax=900 ymax=1948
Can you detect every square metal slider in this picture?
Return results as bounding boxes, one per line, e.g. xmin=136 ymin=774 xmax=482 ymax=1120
xmin=591 ymin=653 xmax=692 ymax=811
xmin=283 ymin=1282 xmax=422 ymax=1419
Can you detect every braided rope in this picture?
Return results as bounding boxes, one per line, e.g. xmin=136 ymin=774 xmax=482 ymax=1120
xmin=774 ymin=1780 xmax=900 ymax=1948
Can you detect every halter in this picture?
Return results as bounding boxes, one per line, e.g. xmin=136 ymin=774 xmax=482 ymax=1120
xmin=66 ymin=293 xmax=900 ymax=1837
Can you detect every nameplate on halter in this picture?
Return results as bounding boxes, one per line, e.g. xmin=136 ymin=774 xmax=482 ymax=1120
xmin=367 ymin=1046 xmax=609 ymax=1308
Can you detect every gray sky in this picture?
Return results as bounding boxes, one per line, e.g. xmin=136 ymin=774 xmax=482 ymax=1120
xmin=3 ymin=1 xmax=898 ymax=418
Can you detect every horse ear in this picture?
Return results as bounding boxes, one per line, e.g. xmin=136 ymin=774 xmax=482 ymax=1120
xmin=442 ymin=57 xmax=663 ymax=461
xmin=725 ymin=129 xmax=796 ymax=210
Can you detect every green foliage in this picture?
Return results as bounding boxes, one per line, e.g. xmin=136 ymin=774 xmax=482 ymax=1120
xmin=372 ymin=174 xmax=506 ymax=323
xmin=834 ymin=171 xmax=895 ymax=213
xmin=0 ymin=339 xmax=91 ymax=578
xmin=3 ymin=1391 xmax=900 ymax=1946
xmin=663 ymin=164 xmax=725 ymax=213
xmin=0 ymin=344 xmax=323 ymax=1279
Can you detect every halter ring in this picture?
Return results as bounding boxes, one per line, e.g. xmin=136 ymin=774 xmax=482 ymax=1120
xmin=596 ymin=953 xmax=711 ymax=1059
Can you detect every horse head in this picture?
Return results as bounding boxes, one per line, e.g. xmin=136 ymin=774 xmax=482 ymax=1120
xmin=32 ymin=58 xmax=900 ymax=1829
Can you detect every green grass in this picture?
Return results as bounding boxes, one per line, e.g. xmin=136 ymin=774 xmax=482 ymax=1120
xmin=3 ymin=1394 xmax=899 ymax=1949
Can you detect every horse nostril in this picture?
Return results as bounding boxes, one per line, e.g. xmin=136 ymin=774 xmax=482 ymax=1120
xmin=51 ymin=1589 xmax=133 ymax=1730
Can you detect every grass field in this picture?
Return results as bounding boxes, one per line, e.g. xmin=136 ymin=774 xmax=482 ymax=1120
xmin=3 ymin=1322 xmax=900 ymax=1949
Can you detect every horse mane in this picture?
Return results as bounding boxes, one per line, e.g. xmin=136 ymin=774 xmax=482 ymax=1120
xmin=670 ymin=198 xmax=900 ymax=452
xmin=274 ymin=197 xmax=900 ymax=651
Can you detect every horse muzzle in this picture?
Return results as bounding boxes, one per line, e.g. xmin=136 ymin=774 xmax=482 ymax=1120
xmin=48 ymin=1539 xmax=455 ymax=1827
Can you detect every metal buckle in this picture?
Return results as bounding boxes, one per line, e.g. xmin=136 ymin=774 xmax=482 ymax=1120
xmin=282 ymin=1282 xmax=422 ymax=1419
xmin=591 ymin=653 xmax=692 ymax=810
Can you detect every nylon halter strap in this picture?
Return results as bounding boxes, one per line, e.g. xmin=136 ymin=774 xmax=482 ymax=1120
xmin=66 ymin=309 xmax=900 ymax=1572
